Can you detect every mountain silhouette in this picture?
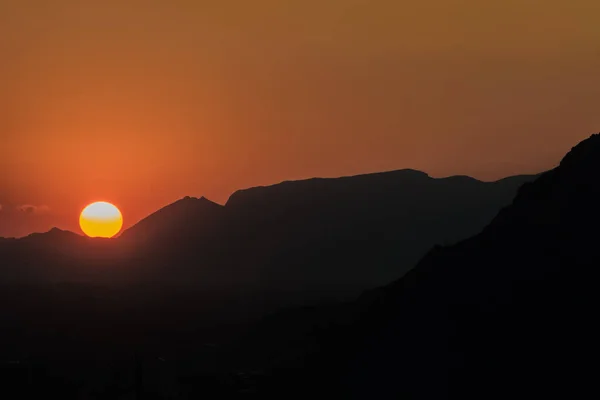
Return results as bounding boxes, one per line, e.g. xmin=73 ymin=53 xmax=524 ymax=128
xmin=2 ymin=170 xmax=535 ymax=292
xmin=0 ymin=227 xmax=125 ymax=283
xmin=125 ymin=169 xmax=535 ymax=289
xmin=120 ymin=196 xmax=225 ymax=244
xmin=259 ymin=134 xmax=600 ymax=399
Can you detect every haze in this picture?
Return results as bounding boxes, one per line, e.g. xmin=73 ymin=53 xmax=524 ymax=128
xmin=1 ymin=0 xmax=598 ymax=237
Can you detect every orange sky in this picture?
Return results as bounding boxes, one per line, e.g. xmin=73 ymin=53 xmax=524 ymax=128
xmin=1 ymin=0 xmax=599 ymax=237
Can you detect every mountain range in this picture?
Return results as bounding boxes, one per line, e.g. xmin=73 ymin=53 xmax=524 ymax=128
xmin=1 ymin=169 xmax=536 ymax=297
xmin=3 ymin=133 xmax=600 ymax=398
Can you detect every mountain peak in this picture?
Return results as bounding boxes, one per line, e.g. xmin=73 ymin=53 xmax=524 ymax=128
xmin=32 ymin=227 xmax=77 ymax=237
xmin=480 ymin=133 xmax=600 ymax=236
xmin=560 ymin=133 xmax=600 ymax=173
xmin=21 ymin=227 xmax=82 ymax=245
xmin=119 ymin=196 xmax=224 ymax=241
xmin=391 ymin=168 xmax=430 ymax=178
xmin=175 ymin=195 xmax=217 ymax=206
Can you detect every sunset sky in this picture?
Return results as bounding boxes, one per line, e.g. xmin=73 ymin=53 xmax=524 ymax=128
xmin=1 ymin=0 xmax=599 ymax=237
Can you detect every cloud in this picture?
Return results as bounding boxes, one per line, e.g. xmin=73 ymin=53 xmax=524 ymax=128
xmin=16 ymin=204 xmax=50 ymax=215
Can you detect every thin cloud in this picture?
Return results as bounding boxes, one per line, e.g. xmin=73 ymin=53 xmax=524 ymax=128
xmin=16 ymin=204 xmax=50 ymax=215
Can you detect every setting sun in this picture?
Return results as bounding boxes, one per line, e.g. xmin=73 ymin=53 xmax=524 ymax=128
xmin=79 ymin=202 xmax=123 ymax=238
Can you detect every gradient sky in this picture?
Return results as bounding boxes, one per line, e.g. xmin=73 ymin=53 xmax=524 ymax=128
xmin=1 ymin=0 xmax=599 ymax=237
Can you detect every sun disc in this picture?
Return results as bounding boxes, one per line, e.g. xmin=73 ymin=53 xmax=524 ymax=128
xmin=79 ymin=202 xmax=123 ymax=238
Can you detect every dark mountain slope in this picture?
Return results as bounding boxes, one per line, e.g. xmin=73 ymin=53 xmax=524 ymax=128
xmin=221 ymin=169 xmax=537 ymax=288
xmin=119 ymin=196 xmax=227 ymax=274
xmin=277 ymin=134 xmax=600 ymax=399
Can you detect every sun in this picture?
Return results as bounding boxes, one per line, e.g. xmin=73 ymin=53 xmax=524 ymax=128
xmin=79 ymin=202 xmax=123 ymax=238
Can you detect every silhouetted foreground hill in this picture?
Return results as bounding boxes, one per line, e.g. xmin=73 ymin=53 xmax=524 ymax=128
xmin=247 ymin=134 xmax=600 ymax=399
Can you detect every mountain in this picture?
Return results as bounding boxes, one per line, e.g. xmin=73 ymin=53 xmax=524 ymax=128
xmin=1 ymin=170 xmax=536 ymax=296
xmin=0 ymin=228 xmax=126 ymax=283
xmin=117 ymin=169 xmax=536 ymax=290
xmin=256 ymin=134 xmax=600 ymax=399
xmin=120 ymin=196 xmax=224 ymax=244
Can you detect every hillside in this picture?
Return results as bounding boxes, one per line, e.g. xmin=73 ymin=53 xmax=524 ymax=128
xmin=262 ymin=133 xmax=600 ymax=399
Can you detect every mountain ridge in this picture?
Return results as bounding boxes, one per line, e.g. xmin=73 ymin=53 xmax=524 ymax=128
xmin=0 ymin=167 xmax=538 ymax=298
xmin=2 ymin=169 xmax=539 ymax=241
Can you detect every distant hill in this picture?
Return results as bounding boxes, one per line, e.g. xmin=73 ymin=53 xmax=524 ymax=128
xmin=256 ymin=134 xmax=600 ymax=398
xmin=0 ymin=169 xmax=536 ymax=297
xmin=120 ymin=196 xmax=225 ymax=243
